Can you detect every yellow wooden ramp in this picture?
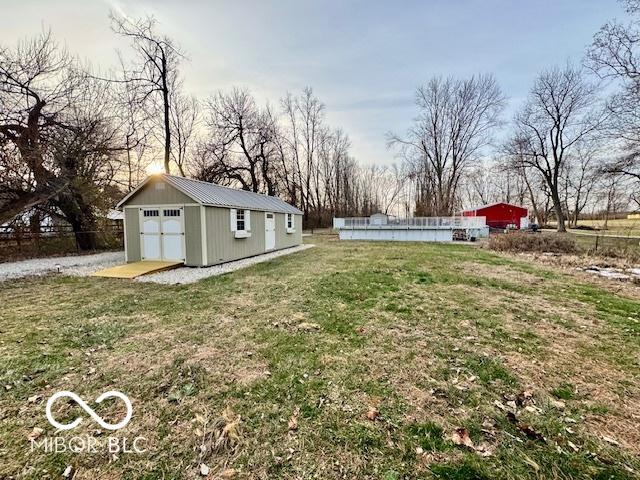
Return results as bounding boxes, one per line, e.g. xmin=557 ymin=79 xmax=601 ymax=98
xmin=92 ymin=260 xmax=183 ymax=279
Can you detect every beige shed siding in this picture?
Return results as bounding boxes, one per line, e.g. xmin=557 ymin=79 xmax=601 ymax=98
xmin=275 ymin=213 xmax=303 ymax=249
xmin=202 ymin=208 xmax=302 ymax=266
xmin=204 ymin=206 xmax=264 ymax=264
xmin=184 ymin=206 xmax=203 ymax=266
xmin=124 ymin=207 xmax=141 ymax=262
xmin=125 ymin=176 xmax=194 ymax=206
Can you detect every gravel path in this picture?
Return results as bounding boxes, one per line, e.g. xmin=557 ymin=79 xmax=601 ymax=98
xmin=137 ymin=244 xmax=315 ymax=285
xmin=0 ymin=251 xmax=125 ymax=282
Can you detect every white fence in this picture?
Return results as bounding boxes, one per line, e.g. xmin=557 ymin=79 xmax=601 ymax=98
xmin=335 ymin=216 xmax=487 ymax=230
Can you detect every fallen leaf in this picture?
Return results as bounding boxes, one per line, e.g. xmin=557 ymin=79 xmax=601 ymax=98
xmin=602 ymin=435 xmax=620 ymax=446
xmin=288 ymin=416 xmax=298 ymax=431
xmin=416 ymin=446 xmax=424 ymax=455
xmin=297 ymin=322 xmax=321 ymax=332
xmin=288 ymin=409 xmax=299 ymax=431
xmin=493 ymin=400 xmax=508 ymax=411
xmin=27 ymin=427 xmax=43 ymax=442
xmin=516 ymin=390 xmax=534 ymax=407
xmin=567 ymin=440 xmax=579 ymax=452
xmin=221 ymin=468 xmax=237 ymax=479
xmin=366 ymin=406 xmax=380 ymax=421
xmin=451 ymin=427 xmax=474 ymax=448
xmin=27 ymin=394 xmax=41 ymax=403
xmin=200 ymin=463 xmax=210 ymax=476
xmin=507 ymin=412 xmax=545 ymax=442
xmin=474 ymin=443 xmax=494 ymax=457
xmin=550 ymin=399 xmax=566 ymax=410
xmin=62 ymin=465 xmax=74 ymax=478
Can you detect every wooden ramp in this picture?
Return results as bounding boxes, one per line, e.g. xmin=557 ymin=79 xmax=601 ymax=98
xmin=92 ymin=260 xmax=183 ymax=279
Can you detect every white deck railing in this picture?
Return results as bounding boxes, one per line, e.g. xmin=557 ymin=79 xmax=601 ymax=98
xmin=335 ymin=216 xmax=487 ymax=230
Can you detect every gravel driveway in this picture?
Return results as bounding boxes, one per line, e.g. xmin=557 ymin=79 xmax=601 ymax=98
xmin=0 ymin=251 xmax=125 ymax=282
xmin=0 ymin=245 xmax=314 ymax=284
xmin=137 ymin=244 xmax=315 ymax=285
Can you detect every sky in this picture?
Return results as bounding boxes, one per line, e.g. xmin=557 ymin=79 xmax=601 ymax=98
xmin=0 ymin=0 xmax=625 ymax=165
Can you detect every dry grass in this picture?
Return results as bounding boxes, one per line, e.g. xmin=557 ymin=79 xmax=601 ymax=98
xmin=488 ymin=232 xmax=578 ymax=254
xmin=0 ymin=236 xmax=638 ymax=479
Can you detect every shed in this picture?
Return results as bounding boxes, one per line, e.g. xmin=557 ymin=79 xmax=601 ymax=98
xmin=462 ymin=202 xmax=528 ymax=229
xmin=116 ymin=174 xmax=303 ymax=266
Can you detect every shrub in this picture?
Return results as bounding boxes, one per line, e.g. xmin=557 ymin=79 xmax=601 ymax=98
xmin=488 ymin=232 xmax=578 ymax=254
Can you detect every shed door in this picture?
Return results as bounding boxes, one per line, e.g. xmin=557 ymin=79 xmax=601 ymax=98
xmin=265 ymin=212 xmax=275 ymax=250
xmin=161 ymin=208 xmax=185 ymax=261
xmin=140 ymin=209 xmax=161 ymax=260
xmin=139 ymin=207 xmax=185 ymax=261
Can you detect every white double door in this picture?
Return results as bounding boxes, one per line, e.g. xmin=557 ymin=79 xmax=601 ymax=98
xmin=265 ymin=212 xmax=275 ymax=250
xmin=140 ymin=207 xmax=185 ymax=261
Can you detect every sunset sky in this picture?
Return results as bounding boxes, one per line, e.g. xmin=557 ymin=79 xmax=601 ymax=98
xmin=0 ymin=0 xmax=624 ymax=165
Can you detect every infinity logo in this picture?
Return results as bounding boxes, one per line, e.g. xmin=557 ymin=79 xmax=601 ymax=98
xmin=45 ymin=391 xmax=133 ymax=431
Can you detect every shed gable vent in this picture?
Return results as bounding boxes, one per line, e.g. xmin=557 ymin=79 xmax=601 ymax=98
xmin=155 ymin=182 xmax=165 ymax=191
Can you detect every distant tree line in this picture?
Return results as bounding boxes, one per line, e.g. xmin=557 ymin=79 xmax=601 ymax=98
xmin=2 ymin=1 xmax=640 ymax=249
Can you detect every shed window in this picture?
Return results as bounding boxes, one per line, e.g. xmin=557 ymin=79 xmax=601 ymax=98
xmin=143 ymin=210 xmax=159 ymax=217
xmin=236 ymin=210 xmax=245 ymax=231
xmin=286 ymin=213 xmax=295 ymax=233
xmin=163 ymin=209 xmax=181 ymax=217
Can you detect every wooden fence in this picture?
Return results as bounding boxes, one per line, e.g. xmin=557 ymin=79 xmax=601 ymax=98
xmin=0 ymin=222 xmax=124 ymax=261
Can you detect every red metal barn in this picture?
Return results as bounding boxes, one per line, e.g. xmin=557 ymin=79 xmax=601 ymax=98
xmin=462 ymin=202 xmax=529 ymax=229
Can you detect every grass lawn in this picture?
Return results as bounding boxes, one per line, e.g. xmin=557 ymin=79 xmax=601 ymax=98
xmin=574 ymin=219 xmax=640 ymax=237
xmin=1 ymin=235 xmax=639 ymax=479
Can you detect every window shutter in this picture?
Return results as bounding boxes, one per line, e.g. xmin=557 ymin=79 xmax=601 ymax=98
xmin=284 ymin=213 xmax=288 ymax=229
xmin=230 ymin=209 xmax=237 ymax=232
xmin=245 ymin=210 xmax=251 ymax=231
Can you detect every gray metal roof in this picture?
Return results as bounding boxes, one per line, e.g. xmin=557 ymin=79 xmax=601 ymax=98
xmin=118 ymin=174 xmax=303 ymax=215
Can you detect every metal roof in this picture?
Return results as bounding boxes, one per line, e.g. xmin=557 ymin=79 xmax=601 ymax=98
xmin=117 ymin=174 xmax=303 ymax=215
xmin=462 ymin=202 xmax=528 ymax=213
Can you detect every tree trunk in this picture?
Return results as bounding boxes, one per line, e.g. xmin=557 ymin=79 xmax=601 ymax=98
xmin=551 ymin=189 xmax=566 ymax=232
xmin=162 ymin=55 xmax=171 ymax=174
xmin=54 ymin=184 xmax=99 ymax=251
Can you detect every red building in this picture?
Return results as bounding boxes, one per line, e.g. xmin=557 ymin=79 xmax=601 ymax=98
xmin=462 ymin=202 xmax=529 ymax=229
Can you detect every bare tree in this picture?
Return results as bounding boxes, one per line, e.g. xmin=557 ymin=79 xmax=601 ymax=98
xmin=110 ymin=12 xmax=184 ymax=174
xmin=388 ymin=75 xmax=505 ymax=215
xmin=511 ymin=65 xmax=605 ymax=232
xmin=170 ymin=86 xmax=199 ymax=176
xmin=587 ymin=0 xmax=640 ymax=194
xmin=114 ymin=65 xmax=153 ymax=191
xmin=0 ymin=31 xmax=76 ymax=222
xmin=564 ymin=140 xmax=601 ymax=226
xmin=198 ymin=88 xmax=280 ymax=194
xmin=280 ymin=88 xmax=325 ymax=221
xmin=0 ymin=31 xmax=123 ymax=248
